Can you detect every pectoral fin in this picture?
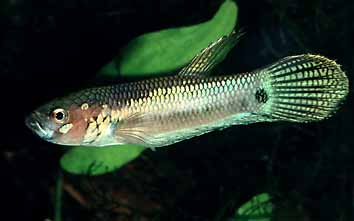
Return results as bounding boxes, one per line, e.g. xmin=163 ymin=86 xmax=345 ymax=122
xmin=178 ymin=30 xmax=244 ymax=76
xmin=114 ymin=112 xmax=159 ymax=149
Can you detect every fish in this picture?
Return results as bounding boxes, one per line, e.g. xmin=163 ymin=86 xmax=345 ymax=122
xmin=25 ymin=31 xmax=349 ymax=149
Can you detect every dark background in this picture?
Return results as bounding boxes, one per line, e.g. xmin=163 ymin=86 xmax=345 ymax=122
xmin=1 ymin=0 xmax=353 ymax=220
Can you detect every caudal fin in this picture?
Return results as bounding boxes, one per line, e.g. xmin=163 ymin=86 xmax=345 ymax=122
xmin=260 ymin=54 xmax=349 ymax=122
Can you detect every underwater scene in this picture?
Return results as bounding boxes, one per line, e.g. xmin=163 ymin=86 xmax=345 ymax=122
xmin=1 ymin=0 xmax=353 ymax=220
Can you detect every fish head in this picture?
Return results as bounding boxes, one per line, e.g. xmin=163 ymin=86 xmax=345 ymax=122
xmin=25 ymin=97 xmax=106 ymax=146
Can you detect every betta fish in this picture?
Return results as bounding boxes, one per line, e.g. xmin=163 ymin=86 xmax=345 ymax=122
xmin=25 ymin=31 xmax=349 ymax=149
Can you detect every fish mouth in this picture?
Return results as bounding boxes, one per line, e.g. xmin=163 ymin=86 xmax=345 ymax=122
xmin=25 ymin=112 xmax=52 ymax=140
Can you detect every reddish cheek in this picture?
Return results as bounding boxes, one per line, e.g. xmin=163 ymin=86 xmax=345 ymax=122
xmin=55 ymin=105 xmax=103 ymax=144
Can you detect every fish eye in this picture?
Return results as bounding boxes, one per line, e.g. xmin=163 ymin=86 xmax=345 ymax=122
xmin=51 ymin=108 xmax=67 ymax=123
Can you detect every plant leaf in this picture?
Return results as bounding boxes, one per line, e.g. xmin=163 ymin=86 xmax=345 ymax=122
xmin=235 ymin=193 xmax=273 ymax=221
xmin=60 ymin=145 xmax=146 ymax=176
xmin=99 ymin=0 xmax=238 ymax=77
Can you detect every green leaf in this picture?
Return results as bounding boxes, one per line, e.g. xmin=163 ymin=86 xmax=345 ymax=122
xmin=60 ymin=145 xmax=146 ymax=176
xmin=99 ymin=0 xmax=238 ymax=77
xmin=235 ymin=193 xmax=273 ymax=221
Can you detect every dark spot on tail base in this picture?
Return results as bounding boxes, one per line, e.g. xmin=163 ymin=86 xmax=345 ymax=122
xmin=255 ymin=88 xmax=268 ymax=103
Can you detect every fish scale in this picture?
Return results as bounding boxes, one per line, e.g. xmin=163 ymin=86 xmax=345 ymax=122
xmin=86 ymin=74 xmax=263 ymax=147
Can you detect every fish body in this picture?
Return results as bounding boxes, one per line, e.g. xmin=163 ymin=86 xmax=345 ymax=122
xmin=26 ymin=32 xmax=349 ymax=148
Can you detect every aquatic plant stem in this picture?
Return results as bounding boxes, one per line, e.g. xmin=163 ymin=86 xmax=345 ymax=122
xmin=54 ymin=172 xmax=63 ymax=221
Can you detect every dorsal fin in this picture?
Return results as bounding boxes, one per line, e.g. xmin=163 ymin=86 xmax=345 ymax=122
xmin=178 ymin=30 xmax=244 ymax=76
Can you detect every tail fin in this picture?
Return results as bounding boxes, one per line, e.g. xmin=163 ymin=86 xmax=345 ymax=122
xmin=260 ymin=54 xmax=349 ymax=123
